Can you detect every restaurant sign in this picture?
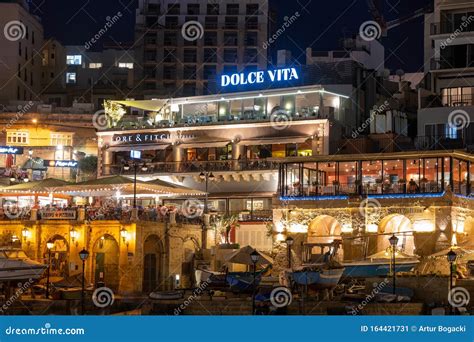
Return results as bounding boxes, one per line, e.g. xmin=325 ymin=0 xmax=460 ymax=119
xmin=220 ymin=67 xmax=299 ymax=88
xmin=0 ymin=146 xmax=24 ymax=154
xmin=41 ymin=210 xmax=77 ymax=220
xmin=45 ymin=160 xmax=78 ymax=168
xmin=112 ymin=132 xmax=195 ymax=144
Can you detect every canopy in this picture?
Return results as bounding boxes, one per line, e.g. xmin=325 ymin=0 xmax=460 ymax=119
xmin=225 ymin=245 xmax=274 ymax=266
xmin=57 ymin=175 xmax=205 ymax=197
xmin=112 ymin=99 xmax=168 ymax=112
xmin=429 ymin=246 xmax=474 ymax=260
xmin=0 ymin=178 xmax=71 ymax=194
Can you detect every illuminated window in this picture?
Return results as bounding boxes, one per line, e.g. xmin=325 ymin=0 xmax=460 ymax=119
xmin=66 ymin=55 xmax=82 ymax=65
xmin=66 ymin=72 xmax=76 ymax=84
xmin=50 ymin=133 xmax=73 ymax=146
xmin=118 ymin=63 xmax=133 ymax=69
xmin=7 ymin=131 xmax=29 ymax=144
xmin=89 ymin=63 xmax=103 ymax=69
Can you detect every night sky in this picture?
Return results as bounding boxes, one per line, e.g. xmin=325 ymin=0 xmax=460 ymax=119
xmin=30 ymin=0 xmax=432 ymax=73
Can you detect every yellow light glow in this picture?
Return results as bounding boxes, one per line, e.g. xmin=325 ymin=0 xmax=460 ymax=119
xmin=341 ymin=224 xmax=353 ymax=234
xmin=288 ymin=222 xmax=307 ymax=233
xmin=276 ymin=233 xmax=286 ymax=242
xmin=366 ymin=224 xmax=378 ymax=233
xmin=412 ymin=220 xmax=435 ymax=232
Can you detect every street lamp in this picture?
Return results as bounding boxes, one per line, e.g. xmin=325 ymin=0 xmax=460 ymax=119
xmin=285 ymin=236 xmax=294 ymax=269
xmin=199 ymin=171 xmax=215 ymax=214
xmin=123 ymin=161 xmax=148 ymax=218
xmin=45 ymin=241 xmax=54 ymax=299
xmin=79 ymin=248 xmax=90 ymax=315
xmin=250 ymin=249 xmax=260 ymax=315
xmin=447 ymin=249 xmax=457 ymax=314
xmin=388 ymin=234 xmax=399 ymax=295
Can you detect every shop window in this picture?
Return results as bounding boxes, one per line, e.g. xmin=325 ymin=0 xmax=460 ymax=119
xmin=272 ymin=144 xmax=285 ymax=158
xmin=66 ymin=55 xmax=81 ymax=65
xmin=297 ymin=141 xmax=312 ymax=157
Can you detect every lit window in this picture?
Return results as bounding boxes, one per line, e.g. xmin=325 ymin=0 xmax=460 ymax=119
xmin=6 ymin=132 xmax=29 ymax=145
xmin=118 ymin=63 xmax=133 ymax=69
xmin=66 ymin=72 xmax=76 ymax=84
xmin=89 ymin=63 xmax=103 ymax=69
xmin=66 ymin=55 xmax=82 ymax=65
xmin=50 ymin=133 xmax=73 ymax=146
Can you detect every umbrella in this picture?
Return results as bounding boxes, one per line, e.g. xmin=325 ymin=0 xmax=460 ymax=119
xmin=429 ymin=246 xmax=474 ymax=260
xmin=225 ymin=245 xmax=273 ymax=266
xmin=0 ymin=178 xmax=71 ymax=194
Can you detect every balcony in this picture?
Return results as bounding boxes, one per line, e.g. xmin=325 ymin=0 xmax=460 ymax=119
xmin=109 ymin=159 xmax=279 ymax=176
xmin=431 ymin=21 xmax=474 ymax=35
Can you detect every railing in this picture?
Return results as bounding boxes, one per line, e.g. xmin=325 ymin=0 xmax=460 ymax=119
xmin=431 ymin=21 xmax=474 ymax=35
xmin=110 ymin=159 xmax=279 ymax=175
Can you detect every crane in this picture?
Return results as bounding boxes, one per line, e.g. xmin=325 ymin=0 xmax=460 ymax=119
xmin=366 ymin=0 xmax=433 ymax=37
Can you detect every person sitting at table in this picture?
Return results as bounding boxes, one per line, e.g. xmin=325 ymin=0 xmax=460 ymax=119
xmin=408 ymin=179 xmax=419 ymax=193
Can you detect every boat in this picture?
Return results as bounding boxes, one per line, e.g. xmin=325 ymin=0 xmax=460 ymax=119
xmin=149 ymin=290 xmax=185 ymax=300
xmin=342 ymin=250 xmax=419 ymax=279
xmin=0 ymin=247 xmax=47 ymax=281
xmin=289 ymin=242 xmax=345 ymax=290
xmin=195 ymin=268 xmax=225 ymax=286
xmin=226 ymin=272 xmax=263 ymax=291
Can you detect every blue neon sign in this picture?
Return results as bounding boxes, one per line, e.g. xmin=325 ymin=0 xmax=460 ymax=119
xmin=220 ymin=67 xmax=300 ymax=88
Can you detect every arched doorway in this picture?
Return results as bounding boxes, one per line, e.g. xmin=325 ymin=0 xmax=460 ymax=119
xmin=307 ymin=215 xmax=342 ymax=243
xmin=45 ymin=235 xmax=69 ymax=278
xmin=93 ymin=234 xmax=119 ymax=291
xmin=142 ymin=235 xmax=163 ymax=293
xmin=378 ymin=214 xmax=414 ymax=254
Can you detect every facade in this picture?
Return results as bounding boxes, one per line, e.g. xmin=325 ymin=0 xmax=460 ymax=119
xmin=419 ymin=0 xmax=474 ymax=146
xmin=0 ymin=0 xmax=44 ymax=103
xmin=134 ymin=0 xmax=270 ymax=97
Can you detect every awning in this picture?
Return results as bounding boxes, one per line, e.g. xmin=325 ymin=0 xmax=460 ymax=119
xmin=108 ymin=144 xmax=170 ymax=152
xmin=179 ymin=140 xmax=231 ymax=149
xmin=0 ymin=178 xmax=71 ymax=194
xmin=112 ymin=99 xmax=168 ymax=111
xmin=238 ymin=136 xmax=310 ymax=146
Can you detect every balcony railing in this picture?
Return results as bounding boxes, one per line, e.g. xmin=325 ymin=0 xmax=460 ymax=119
xmin=431 ymin=22 xmax=474 ymax=35
xmin=110 ymin=159 xmax=279 ymax=175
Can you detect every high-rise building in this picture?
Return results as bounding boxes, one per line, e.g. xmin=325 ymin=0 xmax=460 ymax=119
xmin=418 ymin=0 xmax=474 ymax=149
xmin=134 ymin=0 xmax=270 ymax=98
xmin=0 ymin=0 xmax=43 ymax=103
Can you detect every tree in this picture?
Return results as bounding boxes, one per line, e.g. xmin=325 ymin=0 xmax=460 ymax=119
xmin=104 ymin=100 xmax=126 ymax=127
xmin=78 ymin=155 xmax=98 ymax=175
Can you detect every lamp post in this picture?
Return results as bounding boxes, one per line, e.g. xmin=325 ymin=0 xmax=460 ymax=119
xmin=199 ymin=171 xmax=215 ymax=214
xmin=285 ymin=236 xmax=294 ymax=269
xmin=45 ymin=241 xmax=54 ymax=299
xmin=123 ymin=161 xmax=148 ymax=219
xmin=447 ymin=249 xmax=457 ymax=315
xmin=250 ymin=249 xmax=260 ymax=315
xmin=388 ymin=234 xmax=399 ymax=295
xmin=79 ymin=248 xmax=90 ymax=315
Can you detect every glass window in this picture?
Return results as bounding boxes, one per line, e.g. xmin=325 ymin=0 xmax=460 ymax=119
xmin=382 ymin=160 xmax=404 ymax=193
xmin=118 ymin=63 xmax=133 ymax=69
xmin=66 ymin=72 xmax=76 ymax=84
xmin=338 ymin=162 xmax=357 ymax=194
xmin=230 ymin=99 xmax=242 ymax=118
xmin=89 ymin=63 xmax=102 ymax=69
xmin=296 ymin=92 xmax=320 ymax=117
xmin=297 ymin=141 xmax=312 ymax=157
xmin=271 ymin=144 xmax=285 ymax=158
xmin=362 ymin=160 xmax=382 ymax=194
xmin=66 ymin=55 xmax=81 ymax=65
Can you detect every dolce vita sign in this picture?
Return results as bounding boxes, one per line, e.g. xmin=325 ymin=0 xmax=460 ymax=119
xmin=220 ymin=67 xmax=299 ymax=87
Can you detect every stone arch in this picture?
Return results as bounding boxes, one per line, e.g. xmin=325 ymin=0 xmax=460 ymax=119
xmin=377 ymin=214 xmax=415 ymax=254
xmin=92 ymin=234 xmax=120 ymax=291
xmin=307 ymin=215 xmax=342 ymax=243
xmin=44 ymin=234 xmax=70 ymax=278
xmin=142 ymin=234 xmax=164 ymax=293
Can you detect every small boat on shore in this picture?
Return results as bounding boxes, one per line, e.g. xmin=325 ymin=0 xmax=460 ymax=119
xmin=149 ymin=290 xmax=185 ymax=300
xmin=0 ymin=247 xmax=47 ymax=281
xmin=342 ymin=250 xmax=419 ymax=279
xmin=291 ymin=268 xmax=345 ymax=289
